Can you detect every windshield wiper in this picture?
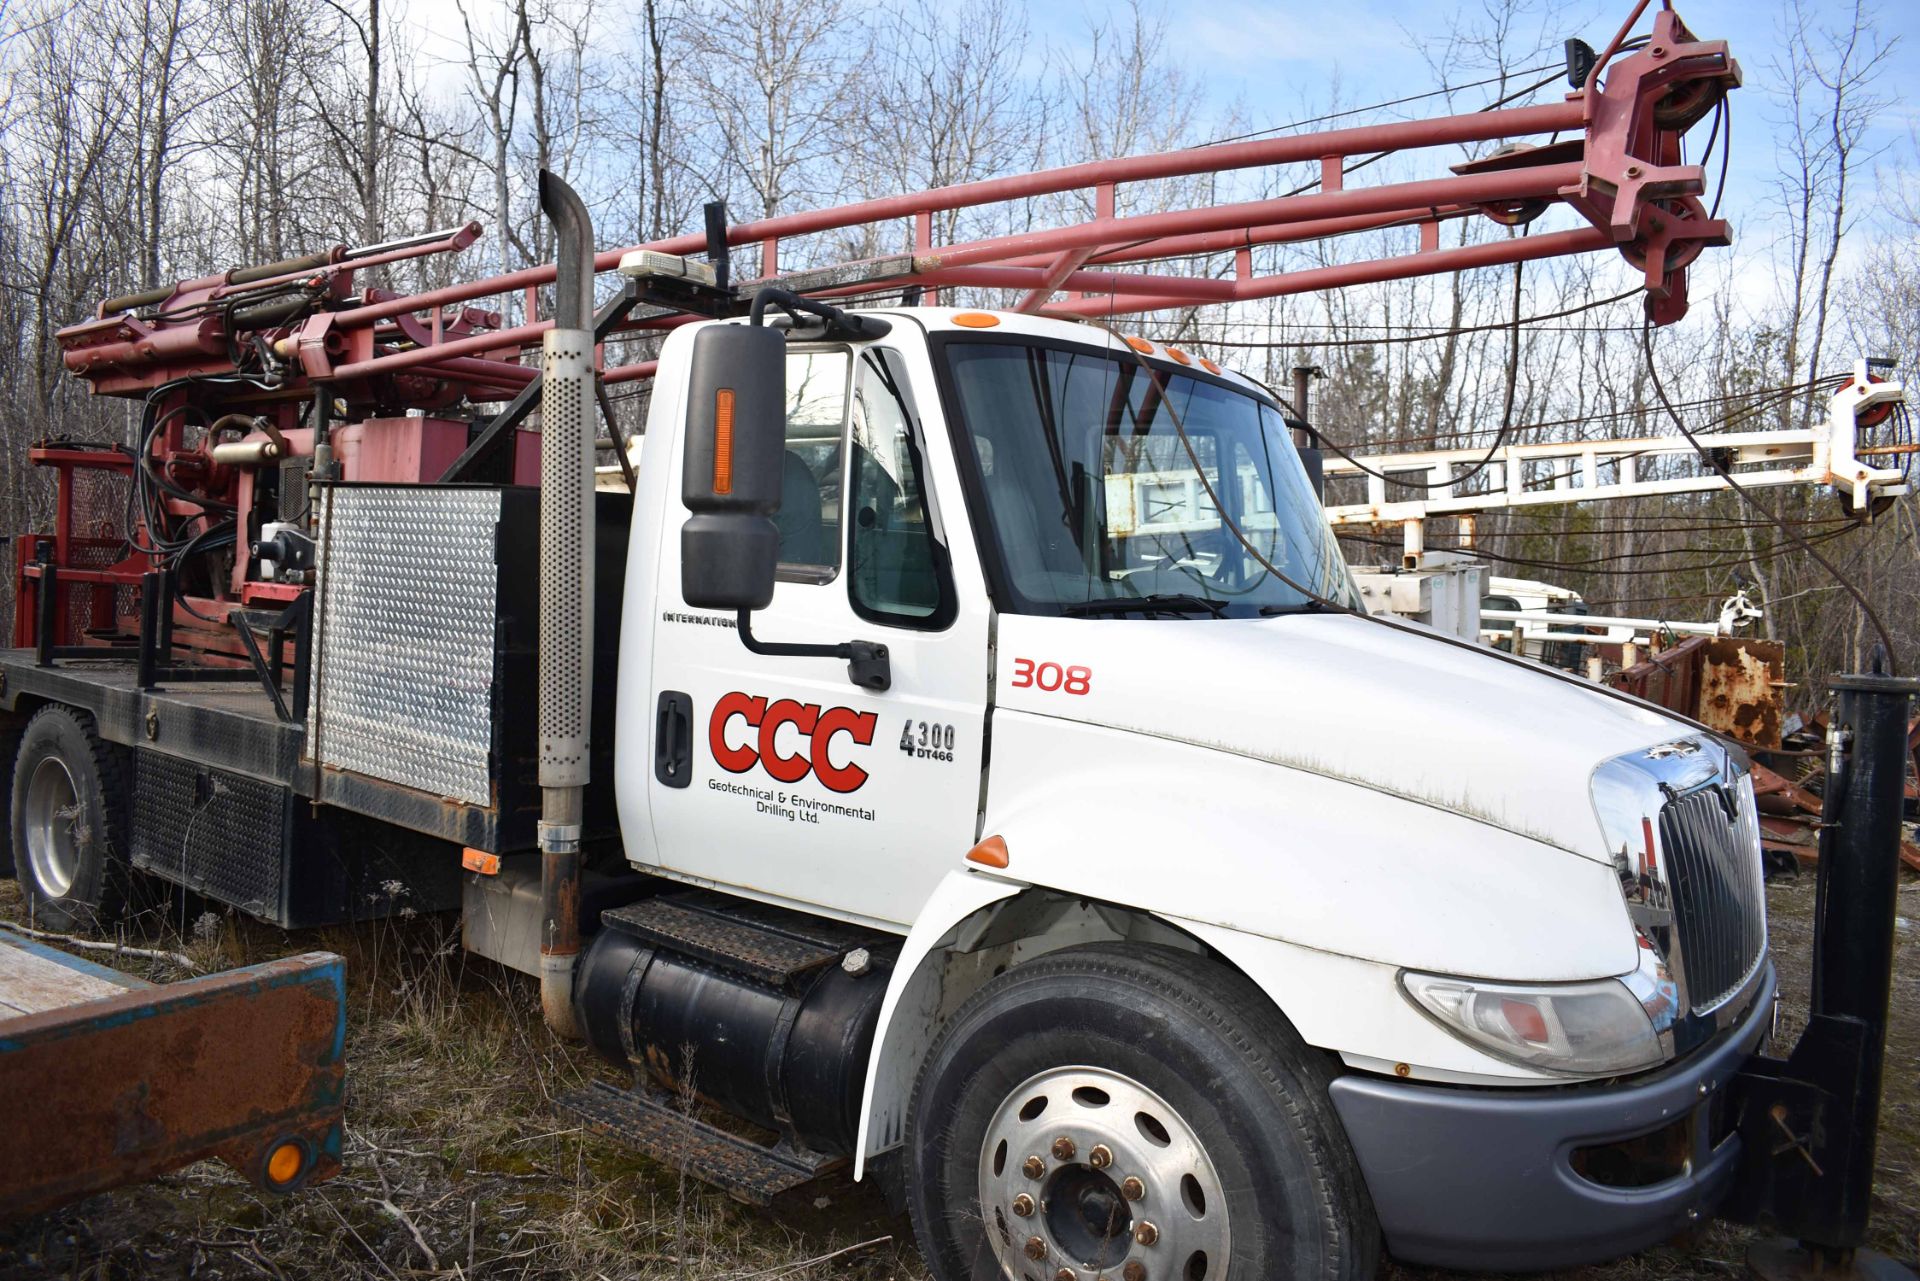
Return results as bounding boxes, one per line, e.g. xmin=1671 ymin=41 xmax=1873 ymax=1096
xmin=1257 ymin=599 xmax=1339 ymax=616
xmin=1061 ymin=594 xmax=1230 ymax=619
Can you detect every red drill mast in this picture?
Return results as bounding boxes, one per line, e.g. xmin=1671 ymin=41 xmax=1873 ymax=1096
xmin=29 ymin=4 xmax=1735 ymax=674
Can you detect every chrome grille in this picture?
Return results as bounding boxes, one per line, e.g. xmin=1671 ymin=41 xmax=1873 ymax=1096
xmin=1657 ymin=784 xmax=1765 ymax=1014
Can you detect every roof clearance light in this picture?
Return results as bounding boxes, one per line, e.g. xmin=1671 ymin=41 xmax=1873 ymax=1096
xmin=617 ymin=250 xmax=718 ymax=286
xmin=1200 ymin=358 xmax=1221 ymax=374
xmin=1125 ymin=336 xmax=1154 ymax=354
xmin=1166 ymin=347 xmax=1191 ymax=365
xmin=953 ymin=312 xmax=1001 ymax=328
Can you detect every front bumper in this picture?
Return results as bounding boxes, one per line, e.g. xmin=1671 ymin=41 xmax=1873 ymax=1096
xmin=1329 ymin=962 xmax=1776 ymax=1271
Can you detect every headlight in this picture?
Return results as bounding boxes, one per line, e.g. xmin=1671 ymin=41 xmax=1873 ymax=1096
xmin=1400 ymin=967 xmax=1669 ymax=1076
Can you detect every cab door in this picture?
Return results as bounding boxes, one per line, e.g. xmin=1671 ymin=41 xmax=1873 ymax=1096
xmin=642 ymin=340 xmax=990 ymax=930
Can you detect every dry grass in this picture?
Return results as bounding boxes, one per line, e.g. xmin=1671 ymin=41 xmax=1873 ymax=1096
xmin=1 ymin=872 xmax=1915 ymax=1280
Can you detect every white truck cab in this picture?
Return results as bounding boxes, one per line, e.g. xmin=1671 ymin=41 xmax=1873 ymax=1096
xmin=584 ymin=304 xmax=1774 ymax=1275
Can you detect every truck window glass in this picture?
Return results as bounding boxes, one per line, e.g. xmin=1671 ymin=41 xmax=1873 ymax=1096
xmin=776 ymin=349 xmax=849 ymax=580
xmin=848 ymin=351 xmax=946 ymax=625
xmin=942 ymin=340 xmax=1361 ymax=617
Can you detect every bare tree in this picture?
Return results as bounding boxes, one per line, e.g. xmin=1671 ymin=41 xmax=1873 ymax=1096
xmin=864 ymin=0 xmax=1045 ymax=248
xmin=686 ymin=0 xmax=863 ymax=225
xmin=1769 ymin=0 xmax=1894 ymax=424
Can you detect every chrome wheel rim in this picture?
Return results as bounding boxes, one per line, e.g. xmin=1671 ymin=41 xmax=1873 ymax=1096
xmin=978 ymin=1065 xmax=1230 ymax=1281
xmin=23 ymin=755 xmax=80 ymax=898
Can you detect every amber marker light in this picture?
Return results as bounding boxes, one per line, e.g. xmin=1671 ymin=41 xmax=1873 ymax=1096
xmin=967 ymin=835 xmax=1010 ymax=868
xmin=953 ymin=312 xmax=1002 ymax=328
xmin=1166 ymin=347 xmax=1191 ymax=365
xmin=1124 ymin=336 xmax=1154 ymax=353
xmin=713 ymin=388 xmax=735 ymax=494
xmin=266 ymin=1140 xmax=306 ymax=1188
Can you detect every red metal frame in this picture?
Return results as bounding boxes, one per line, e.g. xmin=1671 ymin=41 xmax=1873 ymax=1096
xmin=28 ymin=4 xmax=1736 ymax=660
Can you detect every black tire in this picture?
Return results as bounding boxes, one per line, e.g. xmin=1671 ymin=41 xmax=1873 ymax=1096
xmin=906 ymin=943 xmax=1380 ymax=1281
xmin=0 ymin=714 xmax=24 ymax=880
xmin=9 ymin=705 xmax=131 ymax=932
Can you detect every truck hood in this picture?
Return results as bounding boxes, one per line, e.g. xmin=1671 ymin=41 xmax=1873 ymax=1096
xmin=994 ymin=611 xmax=1690 ymax=862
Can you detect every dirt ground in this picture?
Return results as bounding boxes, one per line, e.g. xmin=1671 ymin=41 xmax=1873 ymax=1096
xmin=1 ymin=871 xmax=1915 ymax=1281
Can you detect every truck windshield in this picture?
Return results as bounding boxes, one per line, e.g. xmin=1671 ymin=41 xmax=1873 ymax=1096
xmin=941 ymin=339 xmax=1360 ymax=617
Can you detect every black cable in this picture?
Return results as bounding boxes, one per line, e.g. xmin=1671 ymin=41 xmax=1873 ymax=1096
xmin=1344 ymin=521 xmax=1858 ymax=576
xmin=1639 ymin=320 xmax=1898 ymax=671
xmin=1280 ymin=235 xmax=1533 ymax=493
xmin=1443 ymin=513 xmax=1851 ymax=536
xmin=1313 ymin=373 xmax=1839 ymax=457
xmin=1198 ymin=61 xmax=1565 ymax=149
xmin=1709 ymin=99 xmax=1730 ymax=223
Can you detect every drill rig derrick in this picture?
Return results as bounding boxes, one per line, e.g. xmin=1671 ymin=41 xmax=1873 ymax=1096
xmin=27 ymin=1 xmax=1739 ymax=692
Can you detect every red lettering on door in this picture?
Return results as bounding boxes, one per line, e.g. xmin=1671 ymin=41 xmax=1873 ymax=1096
xmin=811 ymin=706 xmax=879 ymax=793
xmin=758 ymin=699 xmax=820 ymax=784
xmin=709 ymin=692 xmax=767 ymax=774
xmin=705 ymin=692 xmax=878 ymax=793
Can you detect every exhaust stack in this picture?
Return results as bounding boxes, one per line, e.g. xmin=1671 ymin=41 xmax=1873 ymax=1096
xmin=536 ymin=170 xmax=597 ymax=1037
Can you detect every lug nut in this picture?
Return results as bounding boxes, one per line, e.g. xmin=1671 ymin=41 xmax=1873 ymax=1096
xmin=1123 ymin=1263 xmax=1148 ymax=1281
xmin=1121 ymin=1176 xmax=1146 ymax=1202
xmin=1052 ymin=1136 xmax=1077 ymax=1162
xmin=1134 ymin=1221 xmax=1159 ymax=1247
xmin=1088 ymin=1143 xmax=1113 ymax=1169
xmin=1024 ymin=1235 xmax=1047 ymax=1261
xmin=1023 ymin=1155 xmax=1046 ymax=1180
xmin=1012 ymin=1193 xmax=1035 ymax=1218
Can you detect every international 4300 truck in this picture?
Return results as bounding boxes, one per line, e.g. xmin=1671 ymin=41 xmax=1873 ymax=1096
xmin=3 ymin=13 xmax=1826 ymax=1274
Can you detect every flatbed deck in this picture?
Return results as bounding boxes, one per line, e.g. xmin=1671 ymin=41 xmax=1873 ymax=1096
xmin=0 ymin=647 xmax=517 ymax=852
xmin=0 ymin=926 xmax=145 ymax=1017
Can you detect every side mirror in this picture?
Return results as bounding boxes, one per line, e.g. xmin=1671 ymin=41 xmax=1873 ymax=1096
xmin=681 ymin=324 xmax=785 ymax=609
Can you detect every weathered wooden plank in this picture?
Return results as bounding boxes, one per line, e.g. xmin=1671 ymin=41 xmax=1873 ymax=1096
xmin=0 ymin=938 xmax=132 ymax=1016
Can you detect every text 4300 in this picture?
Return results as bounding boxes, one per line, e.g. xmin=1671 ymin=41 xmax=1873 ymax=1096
xmin=900 ymin=720 xmax=956 ymax=761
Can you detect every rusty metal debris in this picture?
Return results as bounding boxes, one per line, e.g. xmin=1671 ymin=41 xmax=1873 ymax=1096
xmin=0 ymin=945 xmax=345 ymax=1220
xmin=1607 ymin=636 xmax=1786 ymax=749
xmin=1606 ymin=637 xmax=1920 ymax=876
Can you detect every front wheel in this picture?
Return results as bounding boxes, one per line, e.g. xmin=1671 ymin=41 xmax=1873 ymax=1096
xmin=905 ymin=943 xmax=1379 ymax=1281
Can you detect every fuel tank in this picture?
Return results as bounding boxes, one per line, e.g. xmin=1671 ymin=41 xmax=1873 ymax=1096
xmin=573 ymin=892 xmax=894 ymax=1156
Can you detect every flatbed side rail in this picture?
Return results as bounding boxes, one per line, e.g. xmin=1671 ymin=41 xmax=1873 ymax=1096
xmin=0 ymin=943 xmax=345 ymax=1220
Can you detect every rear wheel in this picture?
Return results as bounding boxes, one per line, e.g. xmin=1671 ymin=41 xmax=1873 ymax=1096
xmin=906 ymin=943 xmax=1379 ymax=1281
xmin=10 ymin=705 xmax=130 ymax=932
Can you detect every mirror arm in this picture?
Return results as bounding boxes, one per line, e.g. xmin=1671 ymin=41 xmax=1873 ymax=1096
xmin=734 ymin=609 xmax=891 ymax=692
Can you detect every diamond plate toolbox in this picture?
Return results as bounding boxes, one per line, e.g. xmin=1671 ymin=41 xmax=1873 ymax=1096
xmin=309 ymin=486 xmax=506 ymax=806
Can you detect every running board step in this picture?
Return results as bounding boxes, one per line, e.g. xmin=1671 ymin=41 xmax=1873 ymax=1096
xmin=599 ymin=891 xmax=884 ymax=989
xmin=559 ymin=1080 xmax=841 ymax=1205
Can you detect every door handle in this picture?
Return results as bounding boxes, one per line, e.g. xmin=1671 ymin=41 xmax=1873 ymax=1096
xmin=656 ymin=691 xmax=693 ymax=788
